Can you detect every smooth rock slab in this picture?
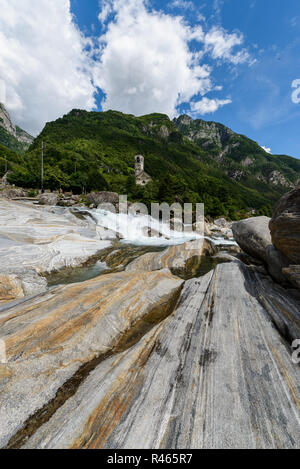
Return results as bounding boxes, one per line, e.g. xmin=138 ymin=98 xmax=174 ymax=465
xmin=125 ymin=239 xmax=216 ymax=278
xmin=0 ymin=199 xmax=111 ymax=277
xmin=0 ymin=269 xmax=183 ymax=448
xmin=24 ymin=262 xmax=300 ymax=449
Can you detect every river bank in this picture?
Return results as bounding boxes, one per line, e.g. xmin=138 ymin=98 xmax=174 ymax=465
xmin=0 ymin=198 xmax=237 ymax=297
xmin=0 ymin=191 xmax=299 ymax=449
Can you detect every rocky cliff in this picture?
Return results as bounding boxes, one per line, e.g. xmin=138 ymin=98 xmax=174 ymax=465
xmin=174 ymin=114 xmax=234 ymax=149
xmin=0 ymin=103 xmax=33 ymax=154
xmin=173 ymin=114 xmax=298 ymax=190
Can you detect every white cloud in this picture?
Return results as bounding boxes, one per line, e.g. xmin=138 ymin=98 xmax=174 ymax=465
xmin=95 ymin=0 xmax=249 ymax=118
xmin=0 ymin=0 xmax=97 ymax=135
xmin=99 ymin=0 xmax=114 ymax=23
xmin=197 ymin=13 xmax=206 ymax=22
xmin=0 ymin=0 xmax=252 ymax=134
xmin=203 ymin=26 xmax=250 ymax=64
xmin=190 ymin=97 xmax=232 ymax=114
xmin=168 ymin=0 xmax=195 ymax=10
xmin=94 ymin=0 xmax=213 ymax=118
xmin=261 ymin=145 xmax=271 ymax=154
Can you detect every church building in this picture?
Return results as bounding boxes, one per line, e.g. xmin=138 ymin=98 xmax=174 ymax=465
xmin=135 ymin=155 xmax=152 ymax=186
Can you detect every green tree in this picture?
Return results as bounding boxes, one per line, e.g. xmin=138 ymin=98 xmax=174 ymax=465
xmin=85 ymin=170 xmax=109 ymax=193
xmin=44 ymin=166 xmax=70 ymax=191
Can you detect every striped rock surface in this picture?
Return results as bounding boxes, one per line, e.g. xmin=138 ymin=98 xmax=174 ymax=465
xmin=0 ymin=269 xmax=48 ymax=305
xmin=23 ymin=262 xmax=300 ymax=449
xmin=0 ymin=269 xmax=183 ymax=448
xmin=0 ymin=274 xmax=24 ymax=303
xmin=0 ymin=199 xmax=111 ymax=276
xmin=282 ymin=265 xmax=300 ymax=291
xmin=126 ymin=238 xmax=216 ymax=277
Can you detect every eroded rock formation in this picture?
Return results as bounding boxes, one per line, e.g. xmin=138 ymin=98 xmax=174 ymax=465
xmin=14 ymin=262 xmax=300 ymax=450
xmin=0 ymin=269 xmax=183 ymax=448
xmin=233 ymin=188 xmax=300 ymax=291
xmin=269 ymin=187 xmax=300 ymax=264
xmin=126 ymin=238 xmax=216 ymax=278
xmin=0 ymin=199 xmax=111 ymax=279
xmin=1 ymin=191 xmax=300 ymax=450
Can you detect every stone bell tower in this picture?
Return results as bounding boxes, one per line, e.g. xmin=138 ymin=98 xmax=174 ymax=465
xmin=134 ymin=155 xmax=152 ymax=186
xmin=135 ymin=155 xmax=144 ymax=177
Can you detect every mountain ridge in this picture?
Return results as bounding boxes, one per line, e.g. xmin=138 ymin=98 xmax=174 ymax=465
xmin=3 ymin=108 xmax=300 ymax=219
xmin=173 ymin=114 xmax=299 ymax=188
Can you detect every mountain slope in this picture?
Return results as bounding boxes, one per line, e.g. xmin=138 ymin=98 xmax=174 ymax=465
xmin=173 ymin=115 xmax=300 ymax=189
xmin=0 ymin=103 xmax=34 ymax=154
xmin=6 ymin=109 xmax=300 ymax=219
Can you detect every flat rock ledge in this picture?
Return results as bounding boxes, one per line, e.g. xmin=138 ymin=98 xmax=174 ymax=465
xmin=0 ymin=198 xmax=113 ymax=302
xmin=0 ymin=198 xmax=112 ymax=278
xmin=126 ymin=238 xmax=216 ymax=278
xmin=8 ymin=261 xmax=300 ymax=450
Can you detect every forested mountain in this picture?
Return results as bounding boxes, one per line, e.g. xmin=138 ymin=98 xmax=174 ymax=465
xmin=3 ymin=109 xmax=300 ymax=218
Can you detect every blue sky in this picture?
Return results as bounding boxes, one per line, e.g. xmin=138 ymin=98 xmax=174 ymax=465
xmin=1 ymin=0 xmax=299 ymax=158
xmin=70 ymin=0 xmax=300 ymax=158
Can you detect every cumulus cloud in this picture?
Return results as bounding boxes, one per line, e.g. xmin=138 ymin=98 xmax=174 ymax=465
xmin=98 ymin=0 xmax=114 ymax=24
xmin=0 ymin=0 xmax=252 ymax=134
xmin=94 ymin=0 xmax=213 ymax=118
xmin=95 ymin=0 xmax=249 ymax=118
xmin=190 ymin=97 xmax=232 ymax=114
xmin=0 ymin=0 xmax=97 ymax=135
xmin=203 ymin=27 xmax=250 ymax=64
xmin=261 ymin=145 xmax=272 ymax=154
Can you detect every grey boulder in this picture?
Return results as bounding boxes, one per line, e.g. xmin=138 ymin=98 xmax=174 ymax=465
xmin=87 ymin=192 xmax=119 ymax=207
xmin=265 ymin=245 xmax=291 ymax=285
xmin=232 ymin=216 xmax=272 ymax=263
xmin=38 ymin=193 xmax=59 ymax=206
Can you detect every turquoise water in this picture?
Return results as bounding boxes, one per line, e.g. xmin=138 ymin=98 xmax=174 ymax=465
xmin=47 ymin=260 xmax=110 ymax=286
